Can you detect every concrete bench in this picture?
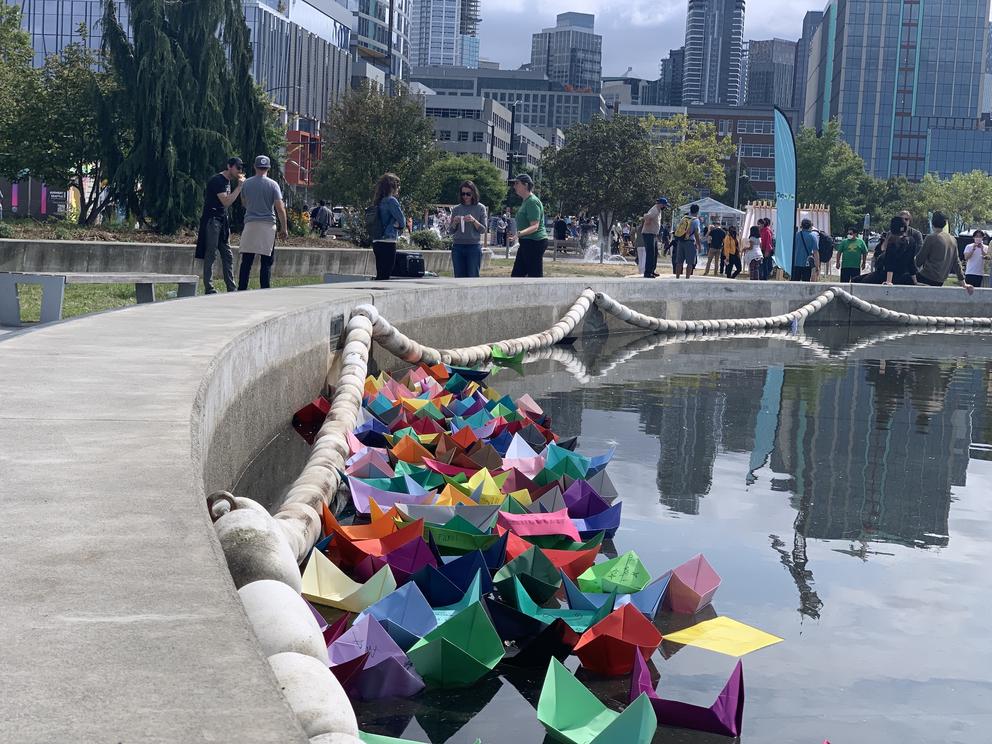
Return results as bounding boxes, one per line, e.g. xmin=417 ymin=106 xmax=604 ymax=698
xmin=0 ymin=271 xmax=198 ymax=326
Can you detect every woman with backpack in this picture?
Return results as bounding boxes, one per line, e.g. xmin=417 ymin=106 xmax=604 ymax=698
xmin=369 ymin=172 xmax=406 ymax=280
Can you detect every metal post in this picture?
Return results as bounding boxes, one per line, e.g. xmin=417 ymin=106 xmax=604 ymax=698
xmin=733 ymin=144 xmax=743 ymax=210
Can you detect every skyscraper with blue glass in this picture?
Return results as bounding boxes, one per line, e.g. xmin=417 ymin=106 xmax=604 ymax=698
xmin=803 ymin=0 xmax=991 ymax=180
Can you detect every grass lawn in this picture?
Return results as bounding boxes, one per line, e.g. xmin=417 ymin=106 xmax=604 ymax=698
xmin=13 ymin=275 xmax=324 ymax=323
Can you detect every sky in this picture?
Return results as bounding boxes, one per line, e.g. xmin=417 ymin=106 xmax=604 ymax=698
xmin=477 ymin=0 xmax=821 ymax=80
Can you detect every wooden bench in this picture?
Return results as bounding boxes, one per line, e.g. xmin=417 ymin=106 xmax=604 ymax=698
xmin=551 ymin=239 xmax=583 ymax=258
xmin=0 ymin=271 xmax=198 ymax=326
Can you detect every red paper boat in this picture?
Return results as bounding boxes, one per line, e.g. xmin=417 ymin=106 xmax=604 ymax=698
xmin=574 ymin=603 xmax=663 ymax=677
xmin=328 ymin=519 xmax=425 ymax=569
xmin=292 ymin=395 xmax=331 ymax=445
xmin=502 ymin=529 xmax=600 ymax=582
xmin=665 ymin=554 xmax=721 ymax=615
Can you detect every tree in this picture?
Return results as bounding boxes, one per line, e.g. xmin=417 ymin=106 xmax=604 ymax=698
xmin=314 ymin=83 xmax=439 ymax=213
xmin=918 ymin=171 xmax=992 ymax=234
xmin=9 ymin=41 xmax=119 ymax=225
xmin=0 ymin=4 xmax=35 ymax=180
xmin=426 ymin=154 xmax=506 ymax=212
xmin=653 ymin=115 xmax=736 ymax=209
xmin=542 ymin=115 xmax=662 ymax=247
xmin=101 ymin=0 xmax=278 ymax=233
xmin=796 ymin=120 xmax=869 ymax=234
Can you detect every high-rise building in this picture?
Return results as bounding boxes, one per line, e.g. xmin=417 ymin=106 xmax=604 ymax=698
xmin=409 ymin=0 xmax=479 ymax=69
xmin=746 ymin=38 xmax=797 ymax=109
xmin=805 ymin=0 xmax=991 ymax=180
xmin=792 ymin=11 xmax=822 ymax=112
xmin=7 ymin=0 xmax=353 ymax=129
xmin=658 ymin=47 xmax=685 ymax=106
xmin=682 ymin=0 xmax=746 ymax=105
xmin=530 ymin=12 xmax=602 ymax=93
xmin=337 ymin=0 xmax=412 ymax=85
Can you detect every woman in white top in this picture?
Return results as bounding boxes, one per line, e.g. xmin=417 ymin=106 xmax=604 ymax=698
xmin=744 ymin=225 xmax=763 ymax=279
xmin=963 ymin=230 xmax=988 ymax=288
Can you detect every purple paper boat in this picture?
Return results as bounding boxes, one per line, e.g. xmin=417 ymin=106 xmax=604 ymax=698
xmin=347 ymin=474 xmax=433 ymax=514
xmin=630 ymin=653 xmax=744 ymax=737
xmin=562 ymin=481 xmax=622 ymax=539
xmin=327 ymin=615 xmax=425 ymax=700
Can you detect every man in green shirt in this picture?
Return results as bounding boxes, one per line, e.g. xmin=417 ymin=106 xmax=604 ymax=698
xmin=510 ymin=173 xmax=548 ymax=277
xmin=835 ymin=228 xmax=868 ymax=282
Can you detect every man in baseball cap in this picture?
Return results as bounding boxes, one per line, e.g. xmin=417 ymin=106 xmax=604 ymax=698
xmin=238 ymin=155 xmax=288 ymax=290
xmin=639 ymin=196 xmax=670 ymax=278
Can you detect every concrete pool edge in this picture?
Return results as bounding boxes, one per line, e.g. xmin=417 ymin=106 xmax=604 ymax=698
xmin=2 ymin=278 xmax=991 ymax=742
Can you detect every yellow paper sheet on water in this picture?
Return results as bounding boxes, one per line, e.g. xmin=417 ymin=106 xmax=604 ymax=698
xmin=664 ymin=616 xmax=783 ymax=657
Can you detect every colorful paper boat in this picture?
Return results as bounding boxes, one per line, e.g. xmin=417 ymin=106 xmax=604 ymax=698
xmin=497 ymin=508 xmax=581 ymax=542
xmin=327 ymin=615 xmax=425 ymax=700
xmin=357 ymin=581 xmax=437 ymax=651
xmin=562 ymin=480 xmax=622 ymax=539
xmin=407 ymin=602 xmax=505 ymax=688
xmin=543 ymin=442 xmax=591 ymax=480
xmin=537 ymin=657 xmax=657 ymax=744
xmin=348 ymin=474 xmax=433 ymax=514
xmin=432 ymin=570 xmax=483 ymax=625
xmin=503 ymin=618 xmax=580 ymax=669
xmin=329 ymin=518 xmax=425 ymax=569
xmin=630 ymin=652 xmax=745 ymax=737
xmin=511 ymin=576 xmax=615 ymax=633
xmin=578 ymin=551 xmax=652 ymax=595
xmin=292 ymin=395 xmax=330 ymax=445
xmin=666 ymin=553 xmax=721 ymax=614
xmin=396 ymin=502 xmax=500 ymax=531
xmin=424 ymin=515 xmax=499 ymax=555
xmin=562 ymin=572 xmax=670 ymax=621
xmin=436 ymin=550 xmax=493 ymax=595
xmin=503 ymin=530 xmax=602 ymax=582
xmin=411 ymin=564 xmax=465 ymax=607
xmin=493 ymin=546 xmax=562 ymax=605
xmin=301 ymin=550 xmax=397 ymax=613
xmin=528 ymin=486 xmax=567 ymax=514
xmin=574 ymin=603 xmax=664 ymax=677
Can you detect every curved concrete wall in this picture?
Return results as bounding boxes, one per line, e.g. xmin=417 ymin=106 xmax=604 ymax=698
xmin=2 ymin=277 xmax=991 ymax=742
xmin=0 ymin=238 xmax=480 ymax=278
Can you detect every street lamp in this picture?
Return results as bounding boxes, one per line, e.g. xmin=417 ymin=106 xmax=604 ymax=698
xmin=508 ymin=99 xmax=522 ymax=178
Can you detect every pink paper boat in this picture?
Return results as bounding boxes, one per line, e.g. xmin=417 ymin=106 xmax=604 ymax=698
xmin=665 ymin=554 xmax=721 ymax=614
xmin=630 ymin=652 xmax=744 ymax=737
xmin=497 ymin=508 xmax=580 ymax=542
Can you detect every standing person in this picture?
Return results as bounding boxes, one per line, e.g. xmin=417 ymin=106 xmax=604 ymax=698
xmin=899 ymin=210 xmax=924 ymax=256
xmin=505 ymin=207 xmax=518 ymax=248
xmin=639 ymin=197 xmax=668 ymax=278
xmin=723 ymin=225 xmax=742 ymax=278
xmin=369 ymin=172 xmax=406 ymax=281
xmin=510 ymin=174 xmax=548 ymax=278
xmin=880 ymin=216 xmax=919 ymax=286
xmin=448 ymin=180 xmax=488 ymax=278
xmin=759 ymin=218 xmax=775 ymax=280
xmin=963 ymin=231 xmax=988 ymax=288
xmin=792 ymin=218 xmax=818 ymax=282
xmin=915 ymin=211 xmax=973 ymax=293
xmin=312 ymin=200 xmax=333 ymax=237
xmin=495 ymin=211 xmax=508 ymax=247
xmin=660 ymin=215 xmax=672 ymax=257
xmin=196 ymin=157 xmax=245 ymax=294
xmin=817 ymin=229 xmax=835 ymax=277
xmin=672 ymin=203 xmax=703 ymax=279
xmin=835 ymin=227 xmax=869 ymax=283
xmin=703 ymin=217 xmax=726 ymax=276
xmin=553 ymin=213 xmax=568 ymax=257
xmin=744 ymin=225 xmax=763 ymax=279
xmin=237 ymin=155 xmax=288 ymax=290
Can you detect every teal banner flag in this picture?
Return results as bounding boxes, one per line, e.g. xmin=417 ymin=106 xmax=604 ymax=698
xmin=773 ymin=107 xmax=797 ymax=274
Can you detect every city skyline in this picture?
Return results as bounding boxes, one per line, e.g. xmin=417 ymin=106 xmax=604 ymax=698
xmin=479 ymin=0 xmax=822 ymax=79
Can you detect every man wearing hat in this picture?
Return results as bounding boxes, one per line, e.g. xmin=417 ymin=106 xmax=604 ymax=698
xmin=237 ymin=155 xmax=289 ymax=290
xmin=639 ymin=196 xmax=670 ymax=278
xmin=196 ymin=157 xmax=245 ymax=294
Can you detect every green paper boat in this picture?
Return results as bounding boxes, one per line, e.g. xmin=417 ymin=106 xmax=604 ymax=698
xmin=424 ymin=515 xmax=499 ymax=555
xmin=537 ymin=658 xmax=657 ymax=744
xmin=500 ymin=495 xmax=532 ymax=515
xmin=491 ymin=345 xmax=526 ymax=366
xmin=577 ymin=551 xmax=652 ymax=594
xmin=407 ymin=602 xmax=505 ymax=688
xmin=493 ymin=546 xmax=562 ymax=605
xmin=512 ymin=576 xmax=615 ymax=633
xmin=528 ymin=532 xmax=605 ymax=552
xmin=394 ymin=462 xmax=446 ymax=490
xmin=360 ymin=733 xmax=483 ymax=744
xmin=544 ymin=443 xmax=591 ymax=480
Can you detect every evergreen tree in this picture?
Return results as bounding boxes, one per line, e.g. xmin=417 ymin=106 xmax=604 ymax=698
xmin=101 ymin=0 xmax=278 ymax=233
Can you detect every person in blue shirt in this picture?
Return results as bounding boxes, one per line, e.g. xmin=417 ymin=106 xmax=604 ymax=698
xmin=792 ymin=218 xmax=818 ymax=282
xmin=372 ymin=172 xmax=406 ymax=280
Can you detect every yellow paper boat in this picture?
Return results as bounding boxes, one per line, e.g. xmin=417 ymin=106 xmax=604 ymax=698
xmin=301 ymin=549 xmax=397 ymax=613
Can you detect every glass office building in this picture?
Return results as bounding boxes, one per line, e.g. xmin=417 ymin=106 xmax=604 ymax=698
xmin=530 ymin=12 xmax=602 ymax=93
xmin=805 ymin=0 xmax=991 ymax=180
xmin=682 ymin=0 xmax=746 ymax=105
xmin=337 ymin=0 xmax=411 ymax=84
xmin=409 ymin=0 xmax=480 ymax=69
xmin=8 ymin=0 xmax=128 ymax=66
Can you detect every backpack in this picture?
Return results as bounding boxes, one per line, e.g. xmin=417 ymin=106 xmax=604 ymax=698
xmin=365 ymin=203 xmax=385 ymax=241
xmin=674 ymin=216 xmax=693 ymax=239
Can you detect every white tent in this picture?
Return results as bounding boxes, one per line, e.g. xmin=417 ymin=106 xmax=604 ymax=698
xmin=677 ymin=197 xmax=745 ymax=226
xmin=744 ymin=201 xmax=832 ymax=237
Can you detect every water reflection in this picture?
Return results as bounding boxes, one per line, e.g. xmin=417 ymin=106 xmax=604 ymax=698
xmin=354 ymin=326 xmax=992 ymax=743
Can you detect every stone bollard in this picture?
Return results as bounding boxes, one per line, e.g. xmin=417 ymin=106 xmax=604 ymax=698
xmin=268 ymin=652 xmax=359 ymax=739
xmin=239 ymin=580 xmax=328 ymax=664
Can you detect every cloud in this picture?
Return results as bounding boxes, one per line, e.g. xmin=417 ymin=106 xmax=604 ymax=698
xmin=478 ymin=0 xmax=820 ymax=81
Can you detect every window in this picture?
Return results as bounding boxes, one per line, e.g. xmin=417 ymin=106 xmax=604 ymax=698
xmin=472 ymin=132 xmax=484 ymax=142
xmin=457 ymin=131 xmax=469 ymax=142
xmin=438 ymin=130 xmax=452 ymax=141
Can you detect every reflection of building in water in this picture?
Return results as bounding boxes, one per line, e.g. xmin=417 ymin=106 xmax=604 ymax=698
xmin=771 ymin=359 xmax=975 ymax=551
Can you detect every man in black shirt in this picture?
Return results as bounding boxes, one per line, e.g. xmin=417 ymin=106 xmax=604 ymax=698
xmin=196 ymin=157 xmax=245 ymax=294
xmin=703 ymin=219 xmax=726 ymax=276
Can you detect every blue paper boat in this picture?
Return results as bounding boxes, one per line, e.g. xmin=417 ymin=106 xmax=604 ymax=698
xmin=437 ymin=550 xmax=494 ymax=595
xmin=571 ymin=501 xmax=623 ymax=540
xmin=356 ymin=581 xmax=437 ymax=651
xmin=433 ymin=570 xmax=484 ymax=625
xmin=412 ymin=564 xmax=465 ymax=607
xmin=561 ymin=571 xmax=671 ymax=621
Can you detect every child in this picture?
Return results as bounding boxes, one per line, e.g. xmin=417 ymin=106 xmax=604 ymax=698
xmin=745 ymin=225 xmax=763 ymax=279
xmin=963 ymin=230 xmax=988 ymax=288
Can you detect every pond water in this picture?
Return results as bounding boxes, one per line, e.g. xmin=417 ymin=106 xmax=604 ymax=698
xmin=349 ymin=326 xmax=992 ymax=744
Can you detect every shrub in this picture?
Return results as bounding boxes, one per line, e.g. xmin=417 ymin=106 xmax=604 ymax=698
xmin=345 ymin=215 xmax=371 ymax=247
xmin=52 ymin=225 xmax=74 ymax=240
xmin=0 ymin=223 xmax=13 ymax=239
xmin=410 ymin=229 xmax=443 ymax=251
